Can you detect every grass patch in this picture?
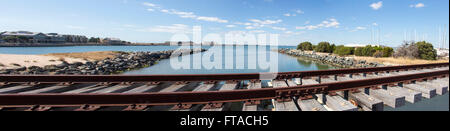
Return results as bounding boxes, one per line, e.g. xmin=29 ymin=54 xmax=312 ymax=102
xmin=353 ymin=56 xmax=449 ymax=66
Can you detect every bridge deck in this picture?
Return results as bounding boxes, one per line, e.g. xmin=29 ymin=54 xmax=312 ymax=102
xmin=0 ymin=64 xmax=448 ymax=111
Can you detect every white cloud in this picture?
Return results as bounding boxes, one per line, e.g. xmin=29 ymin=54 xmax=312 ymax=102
xmin=283 ymin=9 xmax=303 ymax=17
xmin=410 ymin=3 xmax=425 ymax=8
xmin=249 ymin=30 xmax=266 ymax=33
xmin=141 ymin=24 xmax=191 ymax=33
xmin=295 ymin=10 xmax=304 ymax=14
xmin=296 ymin=18 xmax=340 ymax=30
xmin=370 ymin=1 xmax=383 ymax=10
xmin=249 ymin=19 xmax=282 ymax=25
xmin=143 ymin=2 xmax=228 ymax=23
xmin=245 ymin=26 xmax=256 ymax=30
xmin=284 ymin=31 xmax=305 ymax=36
xmin=272 ymin=27 xmax=287 ymax=31
xmin=143 ymin=2 xmax=157 ymax=7
xmin=296 ymin=25 xmax=319 ymax=30
xmin=197 ymin=16 xmax=228 ymax=23
xmin=372 ymin=23 xmax=378 ymax=26
xmin=350 ymin=26 xmax=367 ymax=32
xmin=160 ymin=9 xmax=196 ymax=18
xmin=226 ymin=25 xmax=236 ymax=28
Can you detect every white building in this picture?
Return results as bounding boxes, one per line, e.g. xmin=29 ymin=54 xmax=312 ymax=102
xmin=102 ymin=38 xmax=123 ymax=45
xmin=436 ymin=48 xmax=449 ymax=58
xmin=0 ymin=31 xmax=48 ymax=43
xmin=0 ymin=31 xmax=89 ymax=43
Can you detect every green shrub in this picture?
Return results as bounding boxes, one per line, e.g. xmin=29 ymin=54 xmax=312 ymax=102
xmin=334 ymin=45 xmax=354 ymax=56
xmin=314 ymin=42 xmax=333 ymax=53
xmin=381 ymin=47 xmax=394 ymax=57
xmin=373 ymin=50 xmax=384 ymax=58
xmin=297 ymin=42 xmax=313 ymax=51
xmin=415 ymin=41 xmax=437 ymax=60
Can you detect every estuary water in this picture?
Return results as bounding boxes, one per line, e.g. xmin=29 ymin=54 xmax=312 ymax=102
xmin=0 ymin=45 xmax=447 ymax=111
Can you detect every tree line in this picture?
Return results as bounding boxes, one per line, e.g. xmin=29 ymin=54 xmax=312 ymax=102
xmin=297 ymin=41 xmax=437 ymax=60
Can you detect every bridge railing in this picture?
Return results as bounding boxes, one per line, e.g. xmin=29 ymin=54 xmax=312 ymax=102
xmin=0 ymin=66 xmax=448 ymax=108
xmin=0 ymin=63 xmax=448 ymax=84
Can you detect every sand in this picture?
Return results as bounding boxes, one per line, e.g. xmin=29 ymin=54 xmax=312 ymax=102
xmin=0 ymin=54 xmax=86 ymax=70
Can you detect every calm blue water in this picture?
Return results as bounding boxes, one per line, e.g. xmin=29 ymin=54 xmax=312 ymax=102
xmin=0 ymin=45 xmax=447 ymax=111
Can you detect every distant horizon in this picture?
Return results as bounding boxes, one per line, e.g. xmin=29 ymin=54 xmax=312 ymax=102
xmin=0 ymin=0 xmax=448 ymax=48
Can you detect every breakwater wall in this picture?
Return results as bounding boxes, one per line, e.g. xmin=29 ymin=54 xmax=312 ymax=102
xmin=278 ymin=48 xmax=384 ymax=68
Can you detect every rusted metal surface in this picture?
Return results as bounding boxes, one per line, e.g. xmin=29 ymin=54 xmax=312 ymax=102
xmin=0 ymin=63 xmax=447 ymax=84
xmin=0 ymin=69 xmax=447 ymax=109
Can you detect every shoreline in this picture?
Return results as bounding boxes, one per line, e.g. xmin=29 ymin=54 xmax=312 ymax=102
xmin=278 ymin=48 xmax=449 ymax=67
xmin=0 ymin=43 xmax=296 ymax=47
xmin=0 ymin=48 xmax=207 ymax=75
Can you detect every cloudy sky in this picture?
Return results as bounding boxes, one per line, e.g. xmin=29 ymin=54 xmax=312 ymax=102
xmin=0 ymin=0 xmax=448 ymax=47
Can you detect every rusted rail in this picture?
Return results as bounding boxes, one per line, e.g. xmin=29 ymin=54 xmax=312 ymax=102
xmin=0 ymin=69 xmax=447 ymax=108
xmin=0 ymin=63 xmax=448 ymax=84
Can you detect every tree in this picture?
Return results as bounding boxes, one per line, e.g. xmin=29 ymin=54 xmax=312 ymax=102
xmin=394 ymin=41 xmax=420 ymax=59
xmin=330 ymin=44 xmax=336 ymax=53
xmin=334 ymin=45 xmax=354 ymax=56
xmin=373 ymin=50 xmax=384 ymax=58
xmin=314 ymin=42 xmax=333 ymax=53
xmin=415 ymin=41 xmax=437 ymax=60
xmin=297 ymin=42 xmax=313 ymax=51
xmin=381 ymin=47 xmax=394 ymax=57
xmin=361 ymin=45 xmax=376 ymax=56
xmin=354 ymin=47 xmax=363 ymax=56
xmin=88 ymin=37 xmax=101 ymax=43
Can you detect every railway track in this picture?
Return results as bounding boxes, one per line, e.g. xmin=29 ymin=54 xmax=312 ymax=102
xmin=0 ymin=63 xmax=448 ymax=111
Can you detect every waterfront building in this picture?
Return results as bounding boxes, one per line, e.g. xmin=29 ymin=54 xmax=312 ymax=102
xmin=62 ymin=35 xmax=88 ymax=43
xmin=0 ymin=31 xmax=49 ymax=43
xmin=46 ymin=33 xmax=66 ymax=43
xmin=102 ymin=38 xmax=124 ymax=45
xmin=0 ymin=31 xmax=89 ymax=43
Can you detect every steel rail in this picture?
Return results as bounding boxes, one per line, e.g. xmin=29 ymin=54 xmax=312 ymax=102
xmin=0 ymin=63 xmax=448 ymax=83
xmin=0 ymin=69 xmax=447 ymax=107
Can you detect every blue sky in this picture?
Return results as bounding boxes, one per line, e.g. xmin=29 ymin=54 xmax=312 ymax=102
xmin=0 ymin=0 xmax=448 ymax=47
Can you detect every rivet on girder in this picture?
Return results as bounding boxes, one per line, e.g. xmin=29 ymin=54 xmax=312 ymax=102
xmin=75 ymin=105 xmax=101 ymax=111
xmin=245 ymin=100 xmax=260 ymax=106
xmin=124 ymin=104 xmax=148 ymax=111
xmin=203 ymin=103 xmax=223 ymax=109
xmin=172 ymin=103 xmax=192 ymax=110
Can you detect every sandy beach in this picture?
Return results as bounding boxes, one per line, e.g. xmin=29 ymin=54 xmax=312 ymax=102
xmin=0 ymin=54 xmax=86 ymax=70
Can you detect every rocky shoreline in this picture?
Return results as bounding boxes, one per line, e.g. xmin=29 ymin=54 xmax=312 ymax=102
xmin=0 ymin=48 xmax=207 ymax=75
xmin=278 ymin=48 xmax=384 ymax=68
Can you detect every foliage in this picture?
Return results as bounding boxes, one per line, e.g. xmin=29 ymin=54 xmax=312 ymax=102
xmin=297 ymin=42 xmax=313 ymax=51
xmin=314 ymin=42 xmax=333 ymax=53
xmin=333 ymin=45 xmax=354 ymax=56
xmin=394 ymin=41 xmax=419 ymax=59
xmin=373 ymin=50 xmax=384 ymax=58
xmin=393 ymin=41 xmax=438 ymax=60
xmin=381 ymin=47 xmax=394 ymax=57
xmin=88 ymin=37 xmax=101 ymax=43
xmin=415 ymin=41 xmax=437 ymax=60
xmin=354 ymin=45 xmax=376 ymax=56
